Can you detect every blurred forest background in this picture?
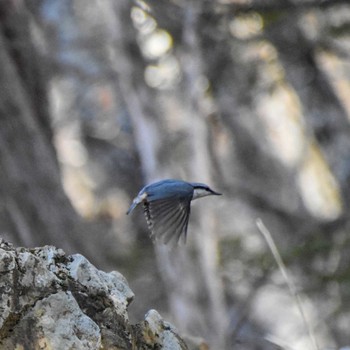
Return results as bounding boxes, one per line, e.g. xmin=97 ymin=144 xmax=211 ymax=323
xmin=1 ymin=0 xmax=350 ymax=349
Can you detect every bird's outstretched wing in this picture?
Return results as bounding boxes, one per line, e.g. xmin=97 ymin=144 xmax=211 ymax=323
xmin=143 ymin=197 xmax=191 ymax=244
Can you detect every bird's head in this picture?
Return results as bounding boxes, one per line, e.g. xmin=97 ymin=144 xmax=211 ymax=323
xmin=191 ymin=183 xmax=222 ymax=200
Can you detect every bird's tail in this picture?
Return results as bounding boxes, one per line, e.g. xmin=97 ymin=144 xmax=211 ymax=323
xmin=126 ymin=202 xmax=137 ymax=215
xmin=126 ymin=198 xmax=141 ymax=215
xmin=126 ymin=192 xmax=147 ymax=215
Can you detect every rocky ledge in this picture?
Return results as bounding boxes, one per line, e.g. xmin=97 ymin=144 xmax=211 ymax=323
xmin=0 ymin=240 xmax=190 ymax=349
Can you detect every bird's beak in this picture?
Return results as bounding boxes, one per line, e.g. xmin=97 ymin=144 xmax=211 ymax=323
xmin=211 ymin=190 xmax=222 ymax=196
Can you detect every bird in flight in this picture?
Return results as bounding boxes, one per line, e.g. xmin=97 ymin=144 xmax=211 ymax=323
xmin=127 ymin=179 xmax=221 ymax=244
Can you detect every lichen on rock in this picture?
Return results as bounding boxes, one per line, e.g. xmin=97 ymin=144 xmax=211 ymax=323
xmin=0 ymin=240 xmax=189 ymax=349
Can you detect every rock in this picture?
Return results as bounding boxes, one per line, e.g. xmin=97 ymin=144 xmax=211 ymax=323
xmin=0 ymin=240 xmax=189 ymax=349
xmin=139 ymin=309 xmax=188 ymax=350
xmin=0 ymin=291 xmax=101 ymax=349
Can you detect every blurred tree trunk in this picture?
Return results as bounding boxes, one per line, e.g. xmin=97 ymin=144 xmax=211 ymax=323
xmin=108 ymin=1 xmax=230 ymax=348
xmin=182 ymin=3 xmax=230 ymax=347
xmin=0 ymin=2 xmax=82 ymax=253
xmin=266 ymin=15 xmax=350 ymax=208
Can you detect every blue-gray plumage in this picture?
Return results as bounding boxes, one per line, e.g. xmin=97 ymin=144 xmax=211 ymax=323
xmin=127 ymin=179 xmax=221 ymax=244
